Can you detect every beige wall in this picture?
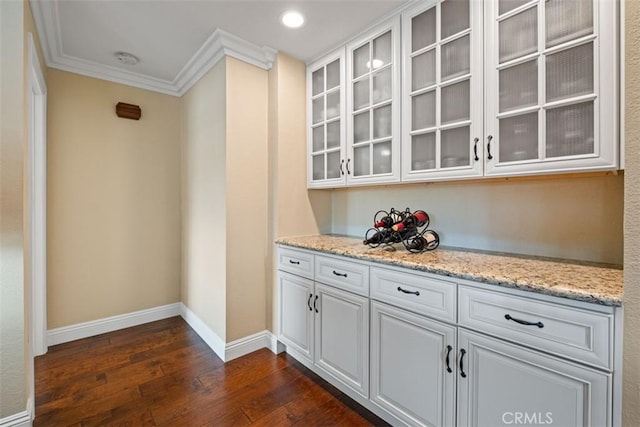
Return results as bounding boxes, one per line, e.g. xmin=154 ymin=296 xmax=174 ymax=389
xmin=47 ymin=69 xmax=182 ymax=329
xmin=267 ymin=53 xmax=332 ymax=331
xmin=181 ymin=57 xmax=272 ymax=342
xmin=181 ymin=60 xmax=228 ymax=340
xmin=0 ymin=0 xmax=48 ymax=418
xmin=333 ymin=173 xmax=623 ymax=264
xmin=22 ymin=0 xmax=47 ymax=415
xmin=623 ymin=0 xmax=640 ymax=423
xmin=225 ymin=57 xmax=270 ymax=341
xmin=0 ymin=0 xmax=27 ymax=418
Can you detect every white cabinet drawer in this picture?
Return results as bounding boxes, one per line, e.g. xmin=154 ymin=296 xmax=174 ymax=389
xmin=459 ymin=285 xmax=613 ymax=369
xmin=278 ymin=247 xmax=314 ymax=279
xmin=314 ymin=255 xmax=369 ymax=296
xmin=370 ymin=267 xmax=456 ymax=323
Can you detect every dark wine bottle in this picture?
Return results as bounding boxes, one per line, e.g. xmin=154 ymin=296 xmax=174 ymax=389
xmin=392 ymin=210 xmax=429 ymax=232
xmin=363 ymin=228 xmax=391 ymax=245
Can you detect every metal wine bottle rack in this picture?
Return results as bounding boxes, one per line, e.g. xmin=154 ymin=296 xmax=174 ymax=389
xmin=363 ymin=207 xmax=440 ymax=253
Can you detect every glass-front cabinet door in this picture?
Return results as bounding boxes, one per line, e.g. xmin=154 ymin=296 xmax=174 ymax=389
xmin=307 ymin=49 xmax=346 ymax=188
xmin=402 ymin=0 xmax=484 ymax=182
xmin=346 ymin=17 xmax=401 ymax=185
xmin=484 ymin=0 xmax=618 ymax=176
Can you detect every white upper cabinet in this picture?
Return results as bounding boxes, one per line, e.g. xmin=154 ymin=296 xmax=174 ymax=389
xmin=308 ymin=49 xmax=347 ymax=188
xmin=306 ymin=0 xmax=619 ymax=188
xmin=346 ymin=17 xmax=402 ymax=185
xmin=484 ymin=0 xmax=618 ymax=176
xmin=402 ymin=0 xmax=484 ymax=181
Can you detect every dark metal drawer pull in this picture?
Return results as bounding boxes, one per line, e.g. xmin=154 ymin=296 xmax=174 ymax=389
xmin=473 ymin=137 xmax=480 ymax=161
xmin=486 ymin=135 xmax=494 ymax=160
xmin=397 ymin=286 xmax=420 ymax=296
xmin=314 ymin=295 xmax=319 ymax=313
xmin=505 ymin=314 xmax=544 ymax=328
xmin=307 ymin=293 xmax=313 ymax=311
xmin=459 ymin=349 xmax=467 ymax=378
xmin=332 ymin=270 xmax=348 ymax=278
xmin=445 ymin=345 xmax=453 ymax=373
xmin=289 ymin=260 xmax=300 ymax=265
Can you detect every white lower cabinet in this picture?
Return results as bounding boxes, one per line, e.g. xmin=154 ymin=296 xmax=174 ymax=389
xmin=278 ymin=271 xmax=314 ymax=361
xmin=278 ymin=269 xmax=369 ymax=399
xmin=370 ymin=301 xmax=456 ymax=427
xmin=314 ymin=283 xmax=369 ymax=398
xmin=277 ymin=246 xmax=619 ymax=427
xmin=457 ymin=329 xmax=611 ymax=427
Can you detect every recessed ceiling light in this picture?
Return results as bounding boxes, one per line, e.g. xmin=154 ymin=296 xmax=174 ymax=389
xmin=281 ymin=11 xmax=305 ymax=28
xmin=114 ymin=51 xmax=139 ymax=66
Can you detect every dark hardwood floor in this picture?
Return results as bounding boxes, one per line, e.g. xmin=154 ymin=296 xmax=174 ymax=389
xmin=34 ymin=316 xmax=389 ymax=426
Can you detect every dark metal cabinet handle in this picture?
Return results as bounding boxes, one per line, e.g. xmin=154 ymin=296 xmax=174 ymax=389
xmin=289 ymin=260 xmax=300 ymax=265
xmin=397 ymin=286 xmax=420 ymax=296
xmin=445 ymin=345 xmax=453 ymax=373
xmin=459 ymin=349 xmax=467 ymax=378
xmin=307 ymin=293 xmax=313 ymax=311
xmin=332 ymin=270 xmax=348 ymax=278
xmin=486 ymin=135 xmax=494 ymax=160
xmin=314 ymin=295 xmax=319 ymax=313
xmin=346 ymin=158 xmax=351 ymax=175
xmin=340 ymin=159 xmax=345 ymax=176
xmin=505 ymin=314 xmax=544 ymax=328
xmin=473 ymin=137 xmax=480 ymax=161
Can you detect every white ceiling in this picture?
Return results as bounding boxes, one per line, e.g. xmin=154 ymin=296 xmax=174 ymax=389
xmin=30 ymin=0 xmax=410 ymax=96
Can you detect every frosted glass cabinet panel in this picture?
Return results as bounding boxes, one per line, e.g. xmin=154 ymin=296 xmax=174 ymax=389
xmin=484 ymin=0 xmax=618 ymax=176
xmin=307 ymin=49 xmax=347 ymax=188
xmin=346 ymin=17 xmax=401 ymax=185
xmin=402 ymin=0 xmax=484 ymax=182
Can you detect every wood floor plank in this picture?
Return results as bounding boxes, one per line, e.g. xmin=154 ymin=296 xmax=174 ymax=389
xmin=150 ymin=365 xmax=301 ymax=424
xmin=34 ymin=384 xmax=141 ymax=426
xmin=197 ymin=348 xmax=289 ymax=394
xmin=34 ymin=317 xmax=388 ymax=426
xmin=250 ymin=406 xmax=296 ymax=426
xmin=80 ymin=404 xmax=156 ymax=427
xmin=284 ymin=376 xmax=336 ymax=420
xmin=292 ymin=398 xmax=374 ymax=427
xmin=241 ymin=376 xmax=316 ymax=421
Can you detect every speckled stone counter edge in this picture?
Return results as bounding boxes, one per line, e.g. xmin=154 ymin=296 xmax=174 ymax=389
xmin=276 ymin=235 xmax=623 ymax=307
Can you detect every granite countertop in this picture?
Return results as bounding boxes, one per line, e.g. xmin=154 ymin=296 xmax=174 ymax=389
xmin=276 ymin=235 xmax=623 ymax=307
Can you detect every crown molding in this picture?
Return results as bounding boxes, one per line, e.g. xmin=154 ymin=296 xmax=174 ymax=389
xmin=173 ymin=28 xmax=277 ymax=96
xmin=29 ymin=0 xmax=277 ymax=97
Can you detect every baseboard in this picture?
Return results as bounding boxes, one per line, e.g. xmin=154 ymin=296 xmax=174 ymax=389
xmin=45 ymin=301 xmax=281 ymax=363
xmin=225 ymin=330 xmax=280 ymax=361
xmin=179 ymin=303 xmax=226 ymax=361
xmin=26 ymin=398 xmax=33 ymax=424
xmin=47 ymin=303 xmax=182 ymax=347
xmin=178 ymin=303 xmax=282 ymax=362
xmin=269 ymin=332 xmax=287 ymax=355
xmin=0 ymin=407 xmax=31 ymax=427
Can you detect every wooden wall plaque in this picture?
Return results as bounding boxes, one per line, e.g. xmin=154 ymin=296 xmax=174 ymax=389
xmin=116 ymin=102 xmax=141 ymax=120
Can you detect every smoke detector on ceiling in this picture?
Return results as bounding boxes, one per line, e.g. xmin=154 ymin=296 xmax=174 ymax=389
xmin=114 ymin=51 xmax=139 ymax=66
